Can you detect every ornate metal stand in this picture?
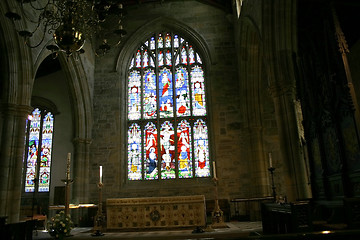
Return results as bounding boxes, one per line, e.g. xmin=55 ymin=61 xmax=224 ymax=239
xmin=210 ymin=178 xmax=227 ymax=228
xmin=268 ymin=167 xmax=277 ymax=202
xmin=92 ymin=182 xmax=105 ymax=237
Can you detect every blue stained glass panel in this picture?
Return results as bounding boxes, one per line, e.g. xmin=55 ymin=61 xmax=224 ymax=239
xmin=159 ymin=68 xmax=174 ymax=118
xmin=25 ymin=108 xmax=41 ymax=192
xmin=128 ymin=70 xmax=142 ymax=120
xmin=174 ymin=35 xmax=179 ymax=48
xmin=128 ymin=123 xmax=142 ymax=180
xmin=191 ymin=66 xmax=207 ymax=116
xmin=175 ymin=67 xmax=190 ymax=116
xmin=143 ymin=69 xmax=157 ymax=119
xmin=38 ymin=112 xmax=53 ymax=192
xmin=194 ymin=119 xmax=210 ymax=177
xmin=177 ymin=120 xmax=193 ymax=178
xmin=144 ymin=122 xmax=158 ymax=180
xmin=150 ymin=37 xmax=155 ymax=50
xmin=160 ymin=121 xmax=175 ymax=179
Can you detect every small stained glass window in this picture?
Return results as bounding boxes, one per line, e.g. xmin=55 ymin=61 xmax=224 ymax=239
xmin=127 ymin=32 xmax=211 ymax=180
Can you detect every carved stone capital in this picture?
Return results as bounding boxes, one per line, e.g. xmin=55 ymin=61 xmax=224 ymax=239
xmin=0 ymin=103 xmax=33 ymax=118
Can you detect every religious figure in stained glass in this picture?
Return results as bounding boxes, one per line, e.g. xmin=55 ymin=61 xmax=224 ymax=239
xmin=189 ymin=46 xmax=195 ymax=64
xmin=194 ymin=119 xmax=210 ymax=177
xmin=174 ymin=35 xmax=179 ymax=48
xmin=165 ymin=33 xmax=171 ymax=48
xmin=144 ymin=122 xmax=158 ymax=180
xmin=181 ymin=46 xmax=187 ymax=64
xmin=135 ymin=50 xmax=141 ymax=68
xmin=127 ymin=32 xmax=211 ymax=181
xmin=159 ymin=68 xmax=173 ymax=118
xmin=143 ymin=49 xmax=149 ymax=68
xmin=144 ymin=69 xmax=157 ymax=119
xmin=177 ymin=120 xmax=192 ymax=178
xmin=160 ymin=121 xmax=175 ymax=179
xmin=128 ymin=123 xmax=142 ymax=180
xmin=158 ymin=33 xmax=164 ymax=49
xmin=191 ymin=66 xmax=207 ymax=116
xmin=128 ymin=70 xmax=141 ymax=120
xmin=175 ymin=67 xmax=190 ymax=116
xmin=166 ymin=50 xmax=172 ymax=66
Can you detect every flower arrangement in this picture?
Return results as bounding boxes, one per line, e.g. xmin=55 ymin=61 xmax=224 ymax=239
xmin=47 ymin=211 xmax=74 ymax=239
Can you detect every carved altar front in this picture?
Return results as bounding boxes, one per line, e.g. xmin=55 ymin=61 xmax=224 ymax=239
xmin=106 ymin=195 xmax=206 ymax=230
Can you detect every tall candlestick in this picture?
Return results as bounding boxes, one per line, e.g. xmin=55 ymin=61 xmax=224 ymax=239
xmin=213 ymin=162 xmax=217 ymax=178
xmin=67 ymin=152 xmax=71 ymax=179
xmin=268 ymin=152 xmax=272 ymax=168
xmin=100 ymin=166 xmax=103 ymax=183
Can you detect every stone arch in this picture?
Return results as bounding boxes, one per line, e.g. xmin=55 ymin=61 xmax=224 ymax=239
xmin=116 ymin=16 xmax=213 ymax=73
xmin=0 ymin=0 xmax=35 ymax=222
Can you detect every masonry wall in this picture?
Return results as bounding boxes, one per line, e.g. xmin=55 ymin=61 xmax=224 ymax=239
xmin=89 ymin=1 xmax=278 ymax=216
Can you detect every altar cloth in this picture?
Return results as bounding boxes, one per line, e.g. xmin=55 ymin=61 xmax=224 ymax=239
xmin=106 ymin=195 xmax=206 ymax=230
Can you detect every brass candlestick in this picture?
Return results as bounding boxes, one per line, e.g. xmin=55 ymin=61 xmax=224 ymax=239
xmin=92 ymin=182 xmax=105 ymax=237
xmin=210 ymin=177 xmax=227 ymax=228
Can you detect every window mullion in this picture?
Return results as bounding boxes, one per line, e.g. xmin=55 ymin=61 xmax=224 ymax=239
xmin=155 ymin=32 xmax=161 ymax=180
xmin=36 ymin=111 xmax=45 ymax=193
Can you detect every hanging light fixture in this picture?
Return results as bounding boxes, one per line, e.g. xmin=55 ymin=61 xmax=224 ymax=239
xmin=5 ymin=0 xmax=127 ymax=57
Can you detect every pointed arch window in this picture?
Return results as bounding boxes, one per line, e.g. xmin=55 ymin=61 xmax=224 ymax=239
xmin=24 ymin=108 xmax=54 ymax=192
xmin=127 ymin=32 xmax=210 ymax=180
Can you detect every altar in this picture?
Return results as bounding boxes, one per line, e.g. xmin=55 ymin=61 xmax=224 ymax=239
xmin=106 ymin=195 xmax=206 ymax=230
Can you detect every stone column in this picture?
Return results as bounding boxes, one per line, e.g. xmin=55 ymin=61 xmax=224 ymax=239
xmin=72 ymin=138 xmax=92 ymax=203
xmin=0 ymin=103 xmax=32 ymax=223
xmin=269 ymin=73 xmax=312 ymax=202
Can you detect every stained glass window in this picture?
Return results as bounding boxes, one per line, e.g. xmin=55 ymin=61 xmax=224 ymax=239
xmin=127 ymin=32 xmax=211 ymax=180
xmin=24 ymin=108 xmax=54 ymax=192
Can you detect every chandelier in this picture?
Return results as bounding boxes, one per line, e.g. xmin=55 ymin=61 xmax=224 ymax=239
xmin=5 ymin=0 xmax=127 ymax=57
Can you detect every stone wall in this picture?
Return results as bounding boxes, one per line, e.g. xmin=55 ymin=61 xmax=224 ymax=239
xmin=89 ymin=0 xmax=277 ymax=208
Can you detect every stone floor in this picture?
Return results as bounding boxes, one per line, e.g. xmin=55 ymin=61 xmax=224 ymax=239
xmin=31 ymin=221 xmax=360 ymax=240
xmin=32 ymin=221 xmax=263 ymax=239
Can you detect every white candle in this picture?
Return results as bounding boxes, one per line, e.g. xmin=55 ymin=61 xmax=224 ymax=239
xmin=67 ymin=152 xmax=71 ymax=179
xmin=268 ymin=152 xmax=273 ymax=168
xmin=213 ymin=162 xmax=217 ymax=178
xmin=100 ymin=165 xmax=103 ymax=183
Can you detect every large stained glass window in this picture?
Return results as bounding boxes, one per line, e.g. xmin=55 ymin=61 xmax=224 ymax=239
xmin=24 ymin=108 xmax=54 ymax=192
xmin=127 ymin=32 xmax=211 ymax=180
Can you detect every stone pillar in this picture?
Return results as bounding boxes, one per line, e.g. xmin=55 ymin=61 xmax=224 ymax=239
xmin=268 ymin=50 xmax=312 ymax=202
xmin=72 ymin=138 xmax=92 ymax=204
xmin=0 ymin=103 xmax=32 ymax=223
